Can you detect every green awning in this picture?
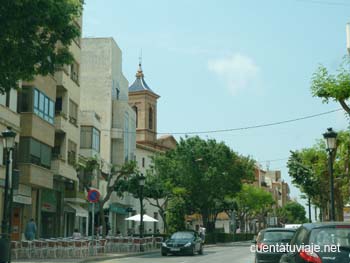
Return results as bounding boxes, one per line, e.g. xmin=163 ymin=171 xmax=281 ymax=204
xmin=109 ymin=204 xmax=128 ymax=215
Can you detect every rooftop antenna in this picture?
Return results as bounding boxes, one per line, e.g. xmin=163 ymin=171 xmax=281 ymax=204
xmin=266 ymin=161 xmax=270 ymax=171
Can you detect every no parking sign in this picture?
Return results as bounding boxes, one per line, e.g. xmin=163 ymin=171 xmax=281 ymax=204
xmin=87 ymin=189 xmax=100 ymax=203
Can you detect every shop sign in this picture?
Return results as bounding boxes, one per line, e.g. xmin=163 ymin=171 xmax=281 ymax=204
xmin=13 ymin=195 xmax=32 ymax=205
xmin=41 ymin=189 xmax=57 ymax=213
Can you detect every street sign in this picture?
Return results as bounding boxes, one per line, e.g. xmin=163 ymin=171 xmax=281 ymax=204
xmin=87 ymin=189 xmax=100 ymax=203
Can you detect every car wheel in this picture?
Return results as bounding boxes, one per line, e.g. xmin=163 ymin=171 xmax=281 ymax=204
xmin=161 ymin=251 xmax=167 ymax=256
xmin=198 ymin=245 xmax=203 ymax=255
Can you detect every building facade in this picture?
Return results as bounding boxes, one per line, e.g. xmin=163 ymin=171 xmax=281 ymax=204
xmin=80 ymin=37 xmax=136 ymax=235
xmin=4 ymin=17 xmax=84 ymax=240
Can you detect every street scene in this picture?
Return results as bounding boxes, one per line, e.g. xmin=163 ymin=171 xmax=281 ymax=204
xmin=1 ymin=1 xmax=350 ymax=263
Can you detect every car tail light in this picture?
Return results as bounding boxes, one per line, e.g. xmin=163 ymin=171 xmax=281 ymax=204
xmin=299 ymin=250 xmax=322 ymax=263
xmin=257 ymin=242 xmax=266 ymax=250
xmin=336 ymin=225 xmax=350 ymax=228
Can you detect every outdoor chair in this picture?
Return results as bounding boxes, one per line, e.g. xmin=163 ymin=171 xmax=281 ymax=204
xmin=46 ymin=240 xmax=59 ymax=258
xmin=11 ymin=241 xmax=20 ymax=260
xmin=19 ymin=240 xmax=32 ymax=259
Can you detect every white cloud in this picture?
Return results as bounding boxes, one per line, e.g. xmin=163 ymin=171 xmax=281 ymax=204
xmin=208 ymin=53 xmax=261 ymax=95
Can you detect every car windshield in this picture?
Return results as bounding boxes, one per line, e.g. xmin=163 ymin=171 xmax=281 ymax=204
xmin=262 ymin=231 xmax=295 ymax=242
xmin=309 ymin=227 xmax=350 ymax=248
xmin=171 ymin=232 xmax=194 ymax=240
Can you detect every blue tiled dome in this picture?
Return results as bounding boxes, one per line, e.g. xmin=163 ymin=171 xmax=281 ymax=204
xmin=129 ymin=64 xmax=155 ymax=93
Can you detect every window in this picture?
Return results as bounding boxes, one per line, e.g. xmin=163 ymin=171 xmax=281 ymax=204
xmin=149 ymin=107 xmax=153 ymax=130
xmin=55 ymin=97 xmax=63 ymax=113
xmin=80 ymin=126 xmax=92 ymax=149
xmin=18 ymin=138 xmax=52 ymax=169
xmin=116 ymin=88 xmax=120 ymax=100
xmin=124 ymin=112 xmax=129 ymax=161
xmin=5 ymin=91 xmax=10 ymax=107
xmin=73 ymin=21 xmax=81 ymax=47
xmin=32 ymin=88 xmax=54 ymax=124
xmin=133 ymin=106 xmax=138 ymax=128
xmin=0 ymin=142 xmax=3 ymax=166
xmin=18 ymin=88 xmax=32 ymax=112
xmin=92 ymin=128 xmax=100 ymax=152
xmin=68 ymin=140 xmax=77 ymax=166
xmin=69 ymin=100 xmax=78 ymax=125
xmin=80 ymin=126 xmax=100 ymax=152
xmin=70 ymin=61 xmax=80 ymax=85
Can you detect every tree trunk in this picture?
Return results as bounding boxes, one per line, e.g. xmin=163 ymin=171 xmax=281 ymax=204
xmin=159 ymin=210 xmax=167 ymax=234
xmin=99 ymin=201 xmax=107 ymax=237
xmin=201 ymin=210 xmax=212 ymax=233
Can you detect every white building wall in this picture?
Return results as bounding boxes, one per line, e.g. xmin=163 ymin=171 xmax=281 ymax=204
xmin=81 ymin=37 xmax=138 ymax=235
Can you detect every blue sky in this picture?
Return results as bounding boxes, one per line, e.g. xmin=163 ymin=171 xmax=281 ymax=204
xmin=83 ymin=0 xmax=350 ymax=211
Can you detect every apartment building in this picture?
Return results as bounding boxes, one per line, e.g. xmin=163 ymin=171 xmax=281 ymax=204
xmin=15 ymin=18 xmax=83 ymax=239
xmin=80 ymin=37 xmax=136 ymax=235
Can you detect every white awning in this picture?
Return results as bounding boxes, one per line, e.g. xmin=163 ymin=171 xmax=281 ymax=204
xmin=66 ymin=203 xmax=89 ymax=218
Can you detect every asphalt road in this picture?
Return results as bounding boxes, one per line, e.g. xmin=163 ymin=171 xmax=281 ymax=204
xmin=98 ymin=245 xmax=255 ymax=263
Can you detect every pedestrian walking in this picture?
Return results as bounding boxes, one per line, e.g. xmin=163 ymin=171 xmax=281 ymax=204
xmin=24 ymin=218 xmax=37 ymax=240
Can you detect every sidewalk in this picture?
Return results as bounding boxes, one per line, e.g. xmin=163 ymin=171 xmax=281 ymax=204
xmin=13 ymin=250 xmax=159 ymax=263
xmin=13 ymin=242 xmax=251 ymax=263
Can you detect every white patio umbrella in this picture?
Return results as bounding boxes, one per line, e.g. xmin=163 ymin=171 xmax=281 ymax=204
xmin=125 ymin=214 xmax=159 ymax=222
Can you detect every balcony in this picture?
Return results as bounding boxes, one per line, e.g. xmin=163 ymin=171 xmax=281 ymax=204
xmin=54 ymin=113 xmax=69 ymax=134
xmin=54 ymin=68 xmax=80 ymax=98
xmin=65 ymin=190 xmax=86 ymax=200
xmin=0 ymin=104 xmax=20 ymax=131
xmin=19 ymin=163 xmax=53 ymax=189
xmin=51 ymin=159 xmax=78 ymax=182
xmin=20 ymin=113 xmax=55 ymax=147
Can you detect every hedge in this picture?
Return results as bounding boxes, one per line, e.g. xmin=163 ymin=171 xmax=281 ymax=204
xmin=205 ymin=233 xmax=255 ymax=244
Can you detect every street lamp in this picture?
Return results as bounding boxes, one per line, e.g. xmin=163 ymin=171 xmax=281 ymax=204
xmin=323 ymin=127 xmax=337 ymax=221
xmin=138 ymin=173 xmax=146 ymax=251
xmin=0 ymin=127 xmax=17 ymax=263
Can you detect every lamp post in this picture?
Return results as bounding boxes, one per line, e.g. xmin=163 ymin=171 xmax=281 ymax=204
xmin=0 ymin=127 xmax=17 ymax=263
xmin=323 ymin=127 xmax=337 ymax=221
xmin=138 ymin=173 xmax=145 ymax=251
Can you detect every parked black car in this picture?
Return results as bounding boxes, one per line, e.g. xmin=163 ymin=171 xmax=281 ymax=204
xmin=280 ymin=222 xmax=350 ymax=263
xmin=161 ymin=231 xmax=203 ymax=256
xmin=254 ymin=227 xmax=297 ymax=263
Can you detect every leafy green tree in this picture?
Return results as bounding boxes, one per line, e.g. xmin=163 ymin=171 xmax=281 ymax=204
xmin=287 ymin=146 xmax=329 ymax=220
xmin=156 ymin=136 xmax=255 ymax=233
xmin=76 ymin=158 xmax=136 ymax=236
xmin=166 ymin=188 xmax=187 ymax=234
xmin=278 ymin=202 xmax=308 ymax=224
xmin=311 ymin=56 xmax=350 ymax=115
xmin=124 ymin=168 xmax=172 ymax=234
xmin=0 ymin=0 xmax=83 ymax=93
xmin=287 ymin=132 xmax=350 ymax=221
xmin=235 ymin=184 xmax=274 ymax=232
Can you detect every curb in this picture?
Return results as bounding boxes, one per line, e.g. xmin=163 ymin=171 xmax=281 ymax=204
xmin=82 ymin=250 xmax=159 ymax=262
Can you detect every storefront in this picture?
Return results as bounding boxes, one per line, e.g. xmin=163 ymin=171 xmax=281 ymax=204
xmin=11 ymin=184 xmax=32 ymax=240
xmin=109 ymin=203 xmax=128 ymax=235
xmin=40 ymin=189 xmax=58 ymax=238
xmin=64 ymin=202 xmax=89 ymax=237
